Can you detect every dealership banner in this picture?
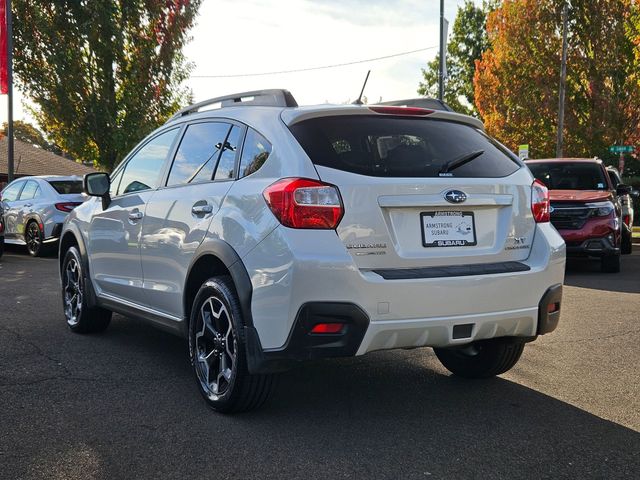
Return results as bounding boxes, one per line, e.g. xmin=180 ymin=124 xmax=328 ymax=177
xmin=0 ymin=0 xmax=6 ymax=94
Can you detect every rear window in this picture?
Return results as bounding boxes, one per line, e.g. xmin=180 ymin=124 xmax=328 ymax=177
xmin=528 ymin=162 xmax=608 ymax=190
xmin=48 ymin=180 xmax=83 ymax=194
xmin=288 ymin=115 xmax=520 ymax=178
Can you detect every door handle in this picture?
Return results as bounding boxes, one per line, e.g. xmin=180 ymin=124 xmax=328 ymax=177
xmin=128 ymin=211 xmax=144 ymax=221
xmin=191 ymin=203 xmax=213 ymax=215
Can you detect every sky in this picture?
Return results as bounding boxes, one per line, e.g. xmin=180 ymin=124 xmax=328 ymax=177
xmin=1 ymin=0 xmax=474 ymax=125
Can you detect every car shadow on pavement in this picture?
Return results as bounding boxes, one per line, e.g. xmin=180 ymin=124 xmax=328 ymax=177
xmin=564 ymin=251 xmax=640 ymax=294
xmin=6 ymin=318 xmax=638 ymax=480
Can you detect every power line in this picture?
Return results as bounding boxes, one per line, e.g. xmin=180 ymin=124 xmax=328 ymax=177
xmin=190 ymin=46 xmax=438 ymax=79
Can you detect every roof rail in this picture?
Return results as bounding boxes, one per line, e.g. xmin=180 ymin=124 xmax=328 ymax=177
xmin=167 ymin=89 xmax=298 ymax=123
xmin=377 ymin=98 xmax=454 ymax=112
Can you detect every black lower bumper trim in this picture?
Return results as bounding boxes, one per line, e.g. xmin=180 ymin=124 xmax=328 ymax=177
xmin=566 ymin=236 xmax=619 ymax=257
xmin=245 ymin=302 xmax=369 ymax=374
xmin=537 ymin=284 xmax=562 ymax=335
xmin=50 ymin=223 xmax=63 ymax=240
xmin=372 ymin=261 xmax=530 ymax=280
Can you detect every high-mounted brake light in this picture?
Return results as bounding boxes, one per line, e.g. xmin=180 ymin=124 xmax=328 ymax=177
xmin=368 ymin=106 xmax=434 ymax=116
xmin=263 ymin=178 xmax=344 ymax=229
xmin=55 ymin=202 xmax=82 ymax=212
xmin=531 ymin=179 xmax=550 ymax=223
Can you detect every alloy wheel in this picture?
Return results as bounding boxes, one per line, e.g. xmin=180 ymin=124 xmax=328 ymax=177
xmin=195 ymin=296 xmax=237 ymax=398
xmin=63 ymin=257 xmax=83 ymax=326
xmin=26 ymin=222 xmax=41 ymax=256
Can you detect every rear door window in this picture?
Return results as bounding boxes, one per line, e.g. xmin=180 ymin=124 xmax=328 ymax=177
xmin=214 ymin=125 xmax=243 ymax=181
xmin=167 ymin=122 xmax=232 ymax=186
xmin=19 ymin=180 xmax=39 ymax=200
xmin=289 ymin=116 xmax=520 ymax=178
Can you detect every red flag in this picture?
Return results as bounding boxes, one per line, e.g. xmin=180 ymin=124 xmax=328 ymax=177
xmin=0 ymin=0 xmax=7 ymax=94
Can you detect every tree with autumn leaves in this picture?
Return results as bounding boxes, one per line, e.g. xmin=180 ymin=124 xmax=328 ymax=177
xmin=12 ymin=0 xmax=202 ymax=171
xmin=473 ymin=0 xmax=640 ymax=162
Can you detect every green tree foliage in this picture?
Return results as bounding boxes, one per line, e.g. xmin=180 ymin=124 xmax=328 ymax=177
xmin=12 ymin=0 xmax=202 ymax=171
xmin=418 ymin=1 xmax=497 ymax=117
xmin=475 ymin=0 xmax=640 ymax=161
xmin=2 ymin=120 xmax=62 ymax=154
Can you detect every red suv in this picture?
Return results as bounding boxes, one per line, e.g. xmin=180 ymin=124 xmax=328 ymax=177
xmin=526 ymin=158 xmax=631 ymax=273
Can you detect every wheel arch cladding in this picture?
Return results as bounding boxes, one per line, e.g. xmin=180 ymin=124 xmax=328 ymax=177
xmin=183 ymin=239 xmax=255 ymax=337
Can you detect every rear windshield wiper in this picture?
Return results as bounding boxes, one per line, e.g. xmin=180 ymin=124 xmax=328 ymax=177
xmin=439 ymin=149 xmax=485 ymax=174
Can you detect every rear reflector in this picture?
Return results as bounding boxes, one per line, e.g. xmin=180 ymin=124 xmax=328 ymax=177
xmin=547 ymin=302 xmax=560 ymax=314
xmin=55 ymin=202 xmax=82 ymax=212
xmin=310 ymin=323 xmax=345 ymax=334
xmin=531 ymin=179 xmax=550 ymax=223
xmin=369 ymin=106 xmax=434 ymax=116
xmin=263 ymin=178 xmax=344 ymax=229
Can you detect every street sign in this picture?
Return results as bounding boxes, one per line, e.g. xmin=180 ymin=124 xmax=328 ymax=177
xmin=518 ymin=144 xmax=529 ymax=160
xmin=609 ymin=145 xmax=634 ymax=154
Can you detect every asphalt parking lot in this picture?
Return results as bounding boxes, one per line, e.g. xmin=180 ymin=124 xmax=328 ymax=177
xmin=1 ymin=245 xmax=639 ymax=479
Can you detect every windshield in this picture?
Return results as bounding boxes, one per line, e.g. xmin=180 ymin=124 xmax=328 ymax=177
xmin=47 ymin=180 xmax=83 ymax=194
xmin=527 ymin=162 xmax=609 ymax=190
xmin=289 ymin=116 xmax=520 ymax=178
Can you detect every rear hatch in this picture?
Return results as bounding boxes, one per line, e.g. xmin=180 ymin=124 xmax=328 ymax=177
xmin=287 ymin=109 xmax=536 ymax=270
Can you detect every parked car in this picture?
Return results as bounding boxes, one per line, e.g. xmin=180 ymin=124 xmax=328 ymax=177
xmin=606 ymin=166 xmax=637 ymax=254
xmin=59 ymin=89 xmax=566 ymax=413
xmin=0 ymin=176 xmax=86 ymax=256
xmin=526 ymin=158 xmax=631 ymax=272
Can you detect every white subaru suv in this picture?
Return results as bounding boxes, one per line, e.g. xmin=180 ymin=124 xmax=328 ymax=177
xmin=59 ymin=90 xmax=565 ymax=413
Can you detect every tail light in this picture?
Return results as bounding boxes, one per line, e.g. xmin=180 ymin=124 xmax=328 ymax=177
xmin=531 ymin=179 xmax=550 ymax=223
xmin=263 ymin=178 xmax=344 ymax=229
xmin=623 ymin=214 xmax=630 ymax=226
xmin=55 ymin=202 xmax=82 ymax=212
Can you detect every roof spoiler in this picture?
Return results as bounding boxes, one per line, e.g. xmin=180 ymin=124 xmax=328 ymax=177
xmin=377 ymin=98 xmax=454 ymax=112
xmin=167 ymin=89 xmax=298 ymax=123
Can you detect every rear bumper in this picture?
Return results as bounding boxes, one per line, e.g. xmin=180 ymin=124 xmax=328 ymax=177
xmin=242 ymin=222 xmax=566 ymax=360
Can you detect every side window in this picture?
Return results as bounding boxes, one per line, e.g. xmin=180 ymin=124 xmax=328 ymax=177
xmin=109 ymin=168 xmax=124 ymax=197
xmin=2 ymin=181 xmax=25 ymax=201
xmin=167 ymin=122 xmax=231 ymax=186
xmin=19 ymin=181 xmax=39 ymax=200
xmin=118 ymin=128 xmax=179 ymax=195
xmin=239 ymin=129 xmax=272 ymax=178
xmin=214 ymin=125 xmax=242 ymax=181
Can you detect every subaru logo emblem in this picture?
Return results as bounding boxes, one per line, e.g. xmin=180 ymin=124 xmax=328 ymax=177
xmin=444 ymin=190 xmax=467 ymax=204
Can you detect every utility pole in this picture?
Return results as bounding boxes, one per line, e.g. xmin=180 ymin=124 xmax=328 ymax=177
xmin=555 ymin=2 xmax=569 ymax=158
xmin=438 ymin=0 xmax=445 ymax=101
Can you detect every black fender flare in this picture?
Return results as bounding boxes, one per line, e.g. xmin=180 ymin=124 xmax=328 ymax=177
xmin=58 ymin=223 xmax=98 ymax=307
xmin=184 ymin=238 xmax=255 ymax=330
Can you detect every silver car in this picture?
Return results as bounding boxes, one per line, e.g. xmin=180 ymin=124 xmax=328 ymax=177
xmin=0 ymin=175 xmax=85 ymax=256
xmin=59 ymin=89 xmax=566 ymax=413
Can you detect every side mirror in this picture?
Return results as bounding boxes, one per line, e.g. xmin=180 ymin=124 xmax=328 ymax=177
xmin=616 ymin=184 xmax=632 ymax=196
xmin=630 ymin=189 xmax=640 ymax=199
xmin=84 ymin=172 xmax=111 ymax=209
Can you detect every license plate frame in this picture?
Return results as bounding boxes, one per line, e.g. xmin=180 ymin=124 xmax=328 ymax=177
xmin=421 ymin=211 xmax=477 ymax=248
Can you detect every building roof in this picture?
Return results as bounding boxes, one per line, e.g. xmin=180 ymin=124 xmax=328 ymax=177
xmin=0 ymin=137 xmax=95 ymax=177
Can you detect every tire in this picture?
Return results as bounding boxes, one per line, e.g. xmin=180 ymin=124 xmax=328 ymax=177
xmin=25 ymin=220 xmax=44 ymax=257
xmin=61 ymin=246 xmax=111 ymax=333
xmin=600 ymin=253 xmax=621 ymax=273
xmin=621 ymin=231 xmax=632 ymax=255
xmin=434 ymin=338 xmax=526 ymax=379
xmin=189 ymin=276 xmax=275 ymax=413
